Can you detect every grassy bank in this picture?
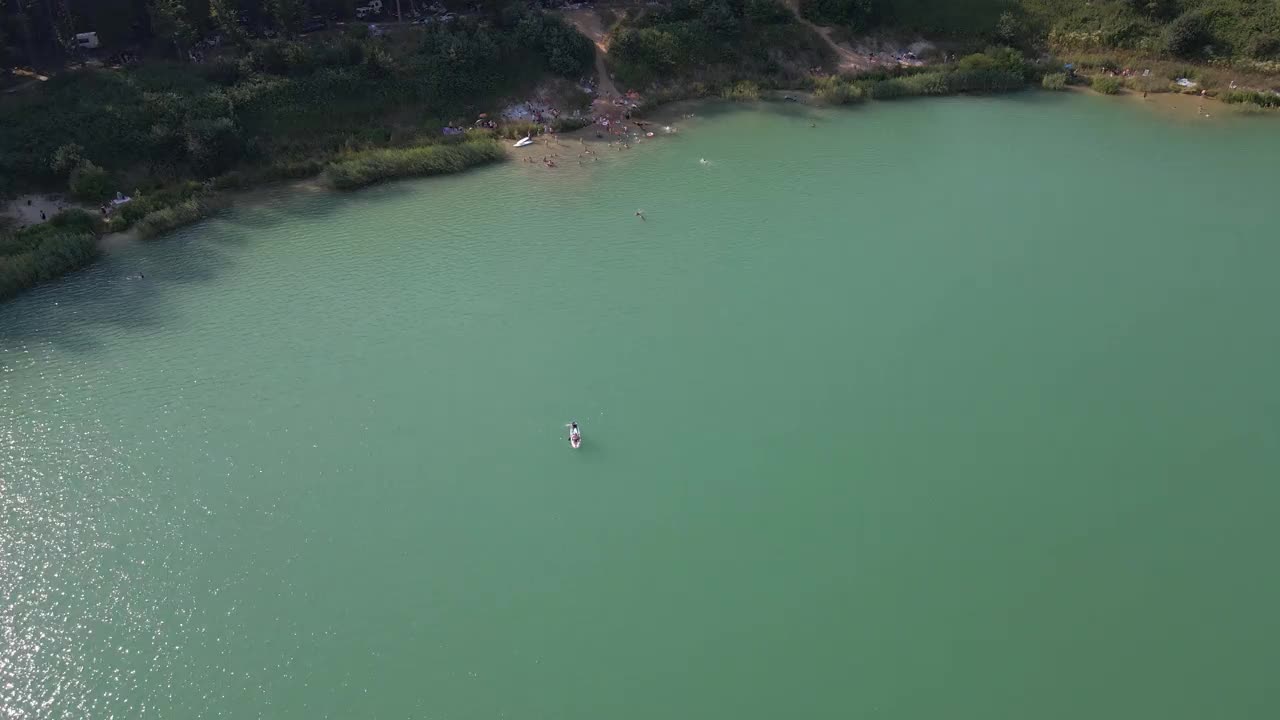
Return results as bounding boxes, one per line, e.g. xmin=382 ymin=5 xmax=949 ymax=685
xmin=0 ymin=211 xmax=99 ymax=301
xmin=1058 ymin=51 xmax=1280 ymax=98
xmin=808 ymin=47 xmax=1038 ymax=104
xmin=624 ymin=45 xmax=1040 ymax=113
xmin=1031 ymin=0 xmax=1280 ymax=64
xmin=323 ymin=139 xmax=507 ymax=191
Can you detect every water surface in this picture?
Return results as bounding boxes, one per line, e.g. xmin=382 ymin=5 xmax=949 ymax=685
xmin=3 ymin=93 xmax=1279 ymax=719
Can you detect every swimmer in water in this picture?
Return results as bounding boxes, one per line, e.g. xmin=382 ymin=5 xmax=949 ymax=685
xmin=636 ymin=210 xmax=645 ymax=221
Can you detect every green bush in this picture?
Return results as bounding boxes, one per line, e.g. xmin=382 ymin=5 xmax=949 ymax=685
xmin=134 ymin=198 xmax=213 ymax=239
xmin=323 ymin=140 xmax=506 ymax=191
xmin=363 ymin=45 xmax=395 ymax=79
xmin=1041 ymin=72 xmax=1068 ymax=90
xmin=1220 ymin=90 xmax=1280 ymax=108
xmin=0 ymin=212 xmax=99 ymax=300
xmin=1164 ymin=11 xmax=1212 ymax=58
xmin=866 ymin=72 xmax=952 ymax=98
xmin=722 ymin=80 xmax=762 ymax=101
xmin=1246 ymin=34 xmax=1280 ymax=60
xmin=210 ymin=171 xmax=248 ymax=190
xmin=746 ymin=0 xmax=793 ymax=25
xmin=265 ymin=158 xmax=328 ymax=180
xmin=69 ymin=160 xmax=113 ymax=201
xmin=800 ymin=0 xmax=882 ymax=30
xmin=50 ymin=143 xmax=85 ymax=174
xmin=204 ymin=57 xmax=248 ymax=85
xmin=552 ymin=117 xmax=592 ymax=133
xmin=1092 ymin=75 xmax=1123 ymax=94
xmin=813 ymin=76 xmax=866 ymax=104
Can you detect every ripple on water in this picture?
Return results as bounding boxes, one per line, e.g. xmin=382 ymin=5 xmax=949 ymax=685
xmin=1 ymin=342 xmax=204 ymax=719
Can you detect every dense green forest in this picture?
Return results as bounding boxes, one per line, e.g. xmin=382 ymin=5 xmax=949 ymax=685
xmin=0 ymin=2 xmax=591 ymax=69
xmin=1 ymin=2 xmax=594 ymax=299
xmin=0 ymin=5 xmax=591 ymax=197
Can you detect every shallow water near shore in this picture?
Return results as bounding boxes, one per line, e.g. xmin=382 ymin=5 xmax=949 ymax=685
xmin=3 ymin=92 xmax=1279 ymax=719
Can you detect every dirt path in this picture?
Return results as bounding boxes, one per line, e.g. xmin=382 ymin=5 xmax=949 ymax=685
xmin=562 ymin=9 xmax=621 ymax=98
xmin=781 ymin=0 xmax=875 ymax=72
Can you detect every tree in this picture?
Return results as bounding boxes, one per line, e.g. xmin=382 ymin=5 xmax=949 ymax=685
xmin=147 ymin=0 xmax=194 ymax=59
xmin=1124 ymin=0 xmax=1178 ymax=21
xmin=700 ymin=1 xmax=739 ymax=39
xmin=37 ymin=0 xmax=70 ymax=53
xmin=7 ymin=1 xmax=43 ymax=65
xmin=1246 ymin=34 xmax=1280 ymax=60
xmin=68 ymin=159 xmax=112 ymax=201
xmin=49 ymin=142 xmax=84 ymax=174
xmin=1164 ymin=11 xmax=1211 ymax=58
xmin=0 ymin=4 xmax=8 ymax=64
xmin=208 ymin=0 xmax=248 ymax=45
xmin=800 ymin=0 xmax=882 ymax=32
xmin=745 ymin=0 xmax=791 ymax=25
xmin=266 ymin=0 xmax=305 ymax=35
xmin=994 ymin=10 xmax=1021 ymax=45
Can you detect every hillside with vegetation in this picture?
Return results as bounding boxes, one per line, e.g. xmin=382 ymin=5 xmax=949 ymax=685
xmin=1 ymin=1 xmax=595 ymax=299
xmin=606 ymin=0 xmax=834 ymax=88
xmin=0 ymin=4 xmax=592 ymax=199
xmin=793 ymin=0 xmax=1280 ymax=63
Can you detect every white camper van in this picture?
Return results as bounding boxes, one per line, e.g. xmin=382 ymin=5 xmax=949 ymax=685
xmin=355 ymin=1 xmax=384 ymax=19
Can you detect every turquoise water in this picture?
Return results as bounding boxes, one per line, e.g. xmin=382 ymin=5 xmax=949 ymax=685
xmin=3 ymin=93 xmax=1279 ymax=719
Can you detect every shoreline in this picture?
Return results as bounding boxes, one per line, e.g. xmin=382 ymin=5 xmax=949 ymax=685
xmin=1064 ymin=84 xmax=1236 ymax=120
xmin=4 ymin=85 xmax=1276 ymax=300
xmin=81 ymin=85 xmax=1280 ymax=248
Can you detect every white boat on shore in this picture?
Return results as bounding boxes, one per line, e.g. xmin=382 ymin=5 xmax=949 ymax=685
xmin=513 ymin=136 xmax=534 ymax=148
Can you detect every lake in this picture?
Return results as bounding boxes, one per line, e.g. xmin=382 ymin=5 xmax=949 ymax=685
xmin=2 ymin=93 xmax=1278 ymax=719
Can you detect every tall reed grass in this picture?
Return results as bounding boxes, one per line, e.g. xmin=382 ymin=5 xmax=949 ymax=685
xmin=0 ymin=210 xmax=99 ymax=299
xmin=1220 ymin=89 xmax=1280 ymax=107
xmin=1042 ymin=72 xmax=1068 ymax=90
xmin=721 ymin=81 xmax=762 ymax=102
xmin=1091 ymin=75 xmax=1123 ymax=94
xmin=813 ymin=76 xmax=867 ymax=105
xmin=134 ymin=198 xmax=215 ymax=239
xmin=323 ymin=140 xmax=506 ymax=190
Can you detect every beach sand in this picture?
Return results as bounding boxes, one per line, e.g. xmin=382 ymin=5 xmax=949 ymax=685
xmin=1068 ymin=84 xmax=1256 ymax=122
xmin=2 ymin=194 xmax=89 ymax=228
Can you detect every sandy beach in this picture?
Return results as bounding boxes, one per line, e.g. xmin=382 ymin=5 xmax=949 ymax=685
xmin=1066 ymin=84 xmax=1246 ymax=122
xmin=2 ymin=194 xmax=88 ymax=229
